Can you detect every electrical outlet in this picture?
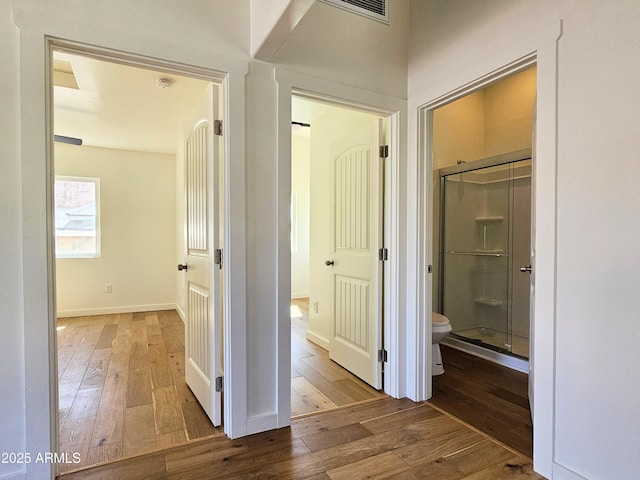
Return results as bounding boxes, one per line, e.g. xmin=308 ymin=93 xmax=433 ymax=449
xmin=106 ymin=283 xmax=112 ymax=293
xmin=313 ymin=301 xmax=319 ymax=313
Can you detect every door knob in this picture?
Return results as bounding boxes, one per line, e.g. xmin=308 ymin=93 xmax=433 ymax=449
xmin=520 ymin=264 xmax=532 ymax=274
xmin=325 ymin=260 xmax=334 ymax=266
xmin=177 ymin=263 xmax=188 ymax=271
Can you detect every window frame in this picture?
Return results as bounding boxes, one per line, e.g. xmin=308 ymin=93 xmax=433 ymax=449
xmin=54 ymin=175 xmax=101 ymax=259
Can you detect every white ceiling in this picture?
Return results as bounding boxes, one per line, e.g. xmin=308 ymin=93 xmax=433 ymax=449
xmin=53 ymin=51 xmax=210 ymax=155
xmin=53 ymin=52 xmax=353 ymax=150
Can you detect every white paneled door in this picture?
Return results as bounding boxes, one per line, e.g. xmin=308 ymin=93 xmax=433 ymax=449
xmin=327 ymin=119 xmax=384 ymax=390
xmin=528 ymin=102 xmax=537 ymax=417
xmin=182 ymin=84 xmax=222 ymax=426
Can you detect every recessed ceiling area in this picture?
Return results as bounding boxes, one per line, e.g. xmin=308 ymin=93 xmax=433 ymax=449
xmin=53 ymin=50 xmax=211 ymax=155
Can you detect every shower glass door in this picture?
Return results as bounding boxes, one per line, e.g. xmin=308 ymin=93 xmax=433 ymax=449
xmin=441 ymin=163 xmax=512 ymax=354
xmin=510 ymin=159 xmax=532 ymax=357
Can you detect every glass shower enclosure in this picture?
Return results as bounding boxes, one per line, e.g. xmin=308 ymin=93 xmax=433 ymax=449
xmin=438 ymin=150 xmax=532 ymax=359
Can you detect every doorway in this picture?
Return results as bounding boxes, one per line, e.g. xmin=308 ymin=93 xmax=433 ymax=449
xmin=426 ymin=65 xmax=537 ymax=456
xmin=52 ymin=48 xmax=225 ymax=473
xmin=289 ymin=95 xmax=388 ymax=416
xmin=430 ymin=66 xmax=536 ymax=369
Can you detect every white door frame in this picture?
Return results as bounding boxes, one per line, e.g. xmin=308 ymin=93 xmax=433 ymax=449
xmin=408 ymin=23 xmax=562 ymax=479
xmin=275 ymin=69 xmax=406 ymax=426
xmin=14 ymin=9 xmax=248 ymax=478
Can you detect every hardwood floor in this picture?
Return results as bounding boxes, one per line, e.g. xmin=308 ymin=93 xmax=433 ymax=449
xmin=429 ymin=345 xmax=533 ymax=458
xmin=57 ymin=311 xmax=219 ymax=474
xmin=58 ymin=396 xmax=543 ymax=480
xmin=58 ymin=307 xmax=536 ymax=478
xmin=290 ymin=298 xmax=386 ymax=417
xmin=58 ymin=300 xmax=382 ymax=473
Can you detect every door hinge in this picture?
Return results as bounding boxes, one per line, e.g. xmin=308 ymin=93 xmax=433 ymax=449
xmin=378 ymin=248 xmax=388 ymax=261
xmin=215 ymin=376 xmax=223 ymax=392
xmin=379 ymin=145 xmax=389 ymax=158
xmin=214 ymin=248 xmax=223 ymax=269
xmin=214 ymin=120 xmax=223 ymax=136
xmin=378 ymin=349 xmax=388 ymax=363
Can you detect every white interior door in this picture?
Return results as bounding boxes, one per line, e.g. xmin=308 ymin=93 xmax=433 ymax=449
xmin=528 ymin=100 xmax=537 ymax=416
xmin=327 ymin=119 xmax=383 ymax=389
xmin=182 ymin=83 xmax=222 ymax=426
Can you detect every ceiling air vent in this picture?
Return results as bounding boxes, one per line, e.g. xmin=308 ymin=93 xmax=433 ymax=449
xmin=319 ymin=0 xmax=389 ymax=25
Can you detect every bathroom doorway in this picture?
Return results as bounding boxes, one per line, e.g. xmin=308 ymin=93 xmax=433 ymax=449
xmin=427 ymin=65 xmax=537 ymax=457
xmin=431 ymin=66 xmax=536 ymax=371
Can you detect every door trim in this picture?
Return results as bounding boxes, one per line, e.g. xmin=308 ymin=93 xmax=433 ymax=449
xmin=275 ymin=68 xmax=406 ymax=428
xmin=15 ymin=9 xmax=248 ymax=477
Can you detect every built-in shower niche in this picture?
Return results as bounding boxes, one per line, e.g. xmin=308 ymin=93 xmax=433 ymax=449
xmin=439 ymin=150 xmax=531 ymax=360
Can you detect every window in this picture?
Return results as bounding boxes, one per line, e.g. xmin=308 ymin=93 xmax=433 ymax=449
xmin=54 ymin=176 xmax=100 ymax=258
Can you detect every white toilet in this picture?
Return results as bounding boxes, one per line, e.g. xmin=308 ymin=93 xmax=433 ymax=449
xmin=432 ymin=312 xmax=452 ymax=375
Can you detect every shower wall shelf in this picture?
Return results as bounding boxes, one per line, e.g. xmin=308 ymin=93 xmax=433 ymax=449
xmin=475 ymin=297 xmax=504 ymax=307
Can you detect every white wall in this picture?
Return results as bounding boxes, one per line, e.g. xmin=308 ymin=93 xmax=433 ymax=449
xmin=307 ymin=107 xmax=380 ymax=347
xmin=245 ymin=60 xmax=279 ymax=424
xmin=291 ymin=132 xmax=310 ymax=298
xmin=250 ymin=0 xmax=292 ymax=54
xmin=17 ymin=0 xmax=249 ymax=57
xmin=554 ymin=5 xmax=640 ymax=478
xmin=55 ymin=144 xmax=176 ymax=315
xmin=0 ymin=3 xmax=26 ymax=479
xmin=410 ymin=0 xmax=640 ymax=478
xmin=272 ymin=0 xmax=409 ymax=98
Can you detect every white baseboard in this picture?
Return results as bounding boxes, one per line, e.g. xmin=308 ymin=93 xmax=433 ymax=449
xmin=176 ymin=304 xmax=186 ymax=323
xmin=56 ymin=303 xmax=177 ymax=318
xmin=246 ymin=412 xmax=278 ymax=435
xmin=552 ymin=463 xmax=589 ymax=479
xmin=291 ymin=293 xmax=309 ymax=299
xmin=0 ymin=469 xmax=26 ymax=480
xmin=306 ymin=330 xmax=329 ymax=350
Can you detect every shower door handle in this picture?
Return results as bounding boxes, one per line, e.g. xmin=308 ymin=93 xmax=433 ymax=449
xmin=520 ymin=264 xmax=532 ymax=274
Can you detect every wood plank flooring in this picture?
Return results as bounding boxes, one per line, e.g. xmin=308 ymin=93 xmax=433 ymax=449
xmin=58 ymin=396 xmax=544 ymax=480
xmin=59 ymin=306 xmax=536 ymax=477
xmin=57 ymin=311 xmax=220 ymax=474
xmin=290 ymin=298 xmax=386 ymax=417
xmin=429 ymin=345 xmax=533 ymax=458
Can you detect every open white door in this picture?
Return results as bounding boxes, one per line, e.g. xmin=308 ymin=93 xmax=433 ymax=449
xmin=528 ymin=100 xmax=537 ymax=416
xmin=327 ymin=119 xmax=384 ymax=390
xmin=181 ymin=83 xmax=223 ymax=426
